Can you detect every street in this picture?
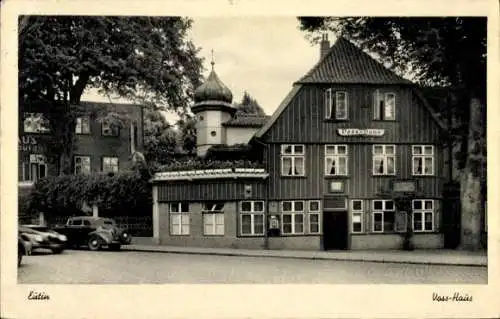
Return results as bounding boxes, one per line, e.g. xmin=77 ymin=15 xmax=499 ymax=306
xmin=18 ymin=249 xmax=487 ymax=284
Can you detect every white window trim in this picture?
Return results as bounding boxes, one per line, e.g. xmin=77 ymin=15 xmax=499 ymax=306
xmin=372 ymin=145 xmax=396 ymax=176
xmin=75 ymin=116 xmax=90 ymax=134
xmin=281 ymin=144 xmax=306 ymax=177
xmin=239 ymin=201 xmax=265 ymax=236
xmin=102 ymin=121 xmax=119 ymax=136
xmin=74 ymin=156 xmax=91 ymax=174
xmin=21 ymin=154 xmax=48 ymax=182
xmin=325 ymin=145 xmax=348 ymax=176
xmin=308 ymin=200 xmax=321 ymax=234
xmin=23 ymin=112 xmax=50 ymax=134
xmin=373 ymin=91 xmax=396 ymax=120
xmin=169 ymin=202 xmax=190 ymax=236
xmin=335 ymin=91 xmax=349 ymax=120
xmin=372 ymin=200 xmax=395 ymax=233
xmin=412 ymin=145 xmax=435 ymax=176
xmin=384 ymin=92 xmax=396 ymax=120
xmin=351 ymin=200 xmax=364 ymax=233
xmin=412 ymin=199 xmax=435 ymax=232
xmin=102 ymin=156 xmax=119 ymax=173
xmin=325 ymin=88 xmax=333 ymax=119
xmin=202 ymin=203 xmax=225 ymax=236
xmin=281 ymin=201 xmax=305 ymax=235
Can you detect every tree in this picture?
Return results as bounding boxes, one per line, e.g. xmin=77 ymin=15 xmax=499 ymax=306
xmin=235 ymin=91 xmax=266 ymax=116
xmin=19 ymin=16 xmax=203 ymax=173
xmin=176 ymin=115 xmax=197 ymax=155
xmin=298 ymin=17 xmax=486 ymax=250
xmin=143 ymin=109 xmax=179 ymax=165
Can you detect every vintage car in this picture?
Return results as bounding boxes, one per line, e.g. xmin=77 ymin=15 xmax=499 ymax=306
xmin=18 ymin=232 xmax=32 ymax=267
xmin=52 ymin=216 xmax=132 ymax=251
xmin=19 ymin=225 xmax=67 ymax=254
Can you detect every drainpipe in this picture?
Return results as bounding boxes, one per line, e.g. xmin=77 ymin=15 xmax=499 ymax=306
xmin=253 ymin=137 xmax=270 ymax=250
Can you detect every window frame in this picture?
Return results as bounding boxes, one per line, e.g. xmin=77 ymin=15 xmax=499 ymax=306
xmin=280 ymin=144 xmax=306 ymax=177
xmin=412 ymin=199 xmax=434 ymax=232
xmin=324 ymin=145 xmax=348 ymax=176
xmin=308 ymin=200 xmax=321 ymax=234
xmin=169 ymin=202 xmax=190 ymax=236
xmin=74 ymin=155 xmax=91 ymax=174
xmin=75 ymin=116 xmax=91 ymax=134
xmin=351 ymin=199 xmax=364 ymax=233
xmin=281 ymin=200 xmax=305 ymax=235
xmin=412 ymin=145 xmax=435 ymax=176
xmin=325 ymin=89 xmax=349 ymax=120
xmin=23 ymin=112 xmax=50 ymax=134
xmin=20 ymin=154 xmax=48 ymax=182
xmin=372 ymin=145 xmax=396 ymax=176
xmin=239 ymin=201 xmax=265 ymax=236
xmin=202 ymin=202 xmax=225 ymax=236
xmin=102 ymin=156 xmax=119 ymax=173
xmin=372 ymin=200 xmax=396 ymax=233
xmin=101 ymin=121 xmax=120 ymax=137
xmin=373 ymin=91 xmax=396 ymax=121
xmin=335 ymin=91 xmax=349 ymax=120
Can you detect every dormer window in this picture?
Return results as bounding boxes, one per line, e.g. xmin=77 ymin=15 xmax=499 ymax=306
xmin=325 ymin=89 xmax=348 ymax=120
xmin=373 ymin=90 xmax=396 ymax=120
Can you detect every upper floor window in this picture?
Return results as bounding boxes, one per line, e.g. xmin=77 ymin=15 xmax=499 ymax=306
xmin=281 ymin=144 xmax=305 ymax=176
xmin=240 ymin=201 xmax=265 ymax=236
xmin=101 ymin=121 xmax=119 ymax=137
xmin=373 ymin=145 xmax=396 ymax=175
xmin=373 ymin=91 xmax=396 ymax=120
xmin=23 ymin=113 xmax=50 ymax=133
xmin=74 ymin=156 xmax=91 ymax=174
xmin=325 ymin=89 xmax=348 ymax=120
xmin=75 ymin=117 xmax=90 ymax=134
xmin=325 ymin=145 xmax=348 ymax=176
xmin=20 ymin=154 xmax=47 ymax=182
xmin=102 ymin=157 xmax=119 ymax=173
xmin=412 ymin=145 xmax=435 ymax=176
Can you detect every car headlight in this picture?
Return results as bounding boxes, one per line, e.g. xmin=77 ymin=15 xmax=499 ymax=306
xmin=58 ymin=235 xmax=67 ymax=241
xmin=123 ymin=233 xmax=128 ymax=237
xmin=33 ymin=234 xmax=44 ymax=242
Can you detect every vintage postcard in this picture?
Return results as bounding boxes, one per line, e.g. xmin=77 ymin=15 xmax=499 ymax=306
xmin=1 ymin=0 xmax=498 ymax=318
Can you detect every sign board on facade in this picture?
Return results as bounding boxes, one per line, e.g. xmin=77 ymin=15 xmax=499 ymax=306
xmin=337 ymin=128 xmax=385 ymax=137
xmin=18 ymin=136 xmax=43 ymax=152
xmin=393 ymin=181 xmax=416 ymax=193
xmin=328 ymin=181 xmax=344 ymax=193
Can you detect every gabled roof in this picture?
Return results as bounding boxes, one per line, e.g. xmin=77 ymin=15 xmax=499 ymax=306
xmin=295 ymin=37 xmax=412 ymax=85
xmin=223 ymin=114 xmax=270 ymax=128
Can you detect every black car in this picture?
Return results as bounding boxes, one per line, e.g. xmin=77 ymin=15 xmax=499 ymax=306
xmin=19 ymin=225 xmax=67 ymax=254
xmin=53 ymin=217 xmax=132 ymax=251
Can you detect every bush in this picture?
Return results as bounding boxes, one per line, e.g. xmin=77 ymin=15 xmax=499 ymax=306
xmin=155 ymin=158 xmax=265 ymax=172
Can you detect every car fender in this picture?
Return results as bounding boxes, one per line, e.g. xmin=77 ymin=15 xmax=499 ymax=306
xmin=88 ymin=231 xmax=112 ymax=244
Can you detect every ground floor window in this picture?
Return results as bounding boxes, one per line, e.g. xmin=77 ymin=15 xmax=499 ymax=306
xmin=203 ymin=202 xmax=225 ymax=235
xmin=372 ymin=200 xmax=395 ymax=233
xmin=240 ymin=201 xmax=265 ymax=235
xmin=281 ymin=201 xmax=305 ymax=234
xmin=351 ymin=200 xmax=364 ymax=233
xmin=20 ymin=154 xmax=47 ymax=182
xmin=169 ymin=202 xmax=189 ymax=235
xmin=412 ymin=199 xmax=434 ymax=232
xmin=308 ymin=200 xmax=321 ymax=234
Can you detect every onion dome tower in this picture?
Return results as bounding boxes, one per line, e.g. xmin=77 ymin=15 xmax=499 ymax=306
xmin=192 ymin=51 xmax=236 ymax=157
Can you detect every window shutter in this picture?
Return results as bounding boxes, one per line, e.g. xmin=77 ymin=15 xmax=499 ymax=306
xmin=325 ymin=89 xmax=333 ymax=119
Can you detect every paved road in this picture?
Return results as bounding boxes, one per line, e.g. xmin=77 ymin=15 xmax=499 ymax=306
xmin=18 ymin=249 xmax=487 ymax=284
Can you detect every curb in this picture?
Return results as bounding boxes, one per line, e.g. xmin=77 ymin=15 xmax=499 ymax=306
xmin=123 ymin=247 xmax=487 ymax=267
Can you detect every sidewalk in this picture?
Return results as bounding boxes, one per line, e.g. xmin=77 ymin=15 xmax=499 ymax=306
xmin=123 ymin=242 xmax=487 ymax=267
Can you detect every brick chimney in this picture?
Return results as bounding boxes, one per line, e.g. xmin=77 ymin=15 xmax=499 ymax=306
xmin=320 ymin=33 xmax=330 ymax=60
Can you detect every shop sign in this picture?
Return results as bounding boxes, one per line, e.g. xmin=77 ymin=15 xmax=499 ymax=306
xmin=337 ymin=128 xmax=385 ymax=137
xmin=18 ymin=136 xmax=43 ymax=152
xmin=393 ymin=181 xmax=416 ymax=193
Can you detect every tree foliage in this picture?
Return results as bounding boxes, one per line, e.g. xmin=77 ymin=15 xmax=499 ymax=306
xmin=235 ymin=91 xmax=266 ymax=116
xmin=176 ymin=115 xmax=197 ymax=154
xmin=143 ymin=109 xmax=179 ymax=165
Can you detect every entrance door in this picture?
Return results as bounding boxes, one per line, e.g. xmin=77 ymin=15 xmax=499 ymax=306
xmin=323 ymin=210 xmax=348 ymax=250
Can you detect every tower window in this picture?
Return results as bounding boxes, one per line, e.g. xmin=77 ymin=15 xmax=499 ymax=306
xmin=211 ymin=131 xmax=216 ymax=137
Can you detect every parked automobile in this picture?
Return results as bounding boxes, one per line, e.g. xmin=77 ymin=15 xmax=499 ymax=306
xmin=52 ymin=216 xmax=132 ymax=251
xmin=19 ymin=225 xmax=67 ymax=254
xmin=18 ymin=232 xmax=32 ymax=267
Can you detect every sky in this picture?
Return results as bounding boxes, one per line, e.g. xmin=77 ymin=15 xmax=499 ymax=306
xmin=81 ymin=17 xmax=321 ymax=120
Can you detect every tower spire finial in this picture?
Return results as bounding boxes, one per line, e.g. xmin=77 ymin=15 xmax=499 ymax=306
xmin=211 ymin=49 xmax=215 ymax=70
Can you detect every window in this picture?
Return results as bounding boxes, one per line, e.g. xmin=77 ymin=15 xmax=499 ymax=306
xmin=325 ymin=145 xmax=348 ymax=176
xmin=75 ymin=117 xmax=90 ymax=134
xmin=373 ymin=91 xmax=396 ymax=120
xmin=102 ymin=121 xmax=119 ymax=136
xmin=412 ymin=200 xmax=434 ymax=232
xmin=281 ymin=201 xmax=305 ymax=234
xmin=281 ymin=145 xmax=305 ymax=176
xmin=23 ymin=113 xmax=50 ymax=133
xmin=373 ymin=145 xmax=396 ymax=175
xmin=351 ymin=200 xmax=364 ymax=233
xmin=202 ymin=203 xmax=225 ymax=235
xmin=102 ymin=157 xmax=119 ymax=173
xmin=20 ymin=154 xmax=47 ymax=182
xmin=170 ymin=202 xmax=190 ymax=235
xmin=240 ymin=201 xmax=265 ymax=236
xmin=372 ymin=200 xmax=395 ymax=233
xmin=325 ymin=89 xmax=349 ymax=120
xmin=308 ymin=200 xmax=321 ymax=234
xmin=412 ymin=145 xmax=435 ymax=176
xmin=74 ymin=156 xmax=91 ymax=174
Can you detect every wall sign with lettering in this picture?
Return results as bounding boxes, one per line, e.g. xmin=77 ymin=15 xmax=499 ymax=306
xmin=393 ymin=181 xmax=416 ymax=193
xmin=18 ymin=136 xmax=44 ymax=152
xmin=337 ymin=128 xmax=385 ymax=137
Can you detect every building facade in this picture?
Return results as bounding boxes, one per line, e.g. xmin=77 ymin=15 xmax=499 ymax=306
xmin=151 ymin=36 xmax=452 ymax=250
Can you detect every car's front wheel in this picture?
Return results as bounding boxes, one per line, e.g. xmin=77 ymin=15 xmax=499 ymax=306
xmin=88 ymin=236 xmax=102 ymax=251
